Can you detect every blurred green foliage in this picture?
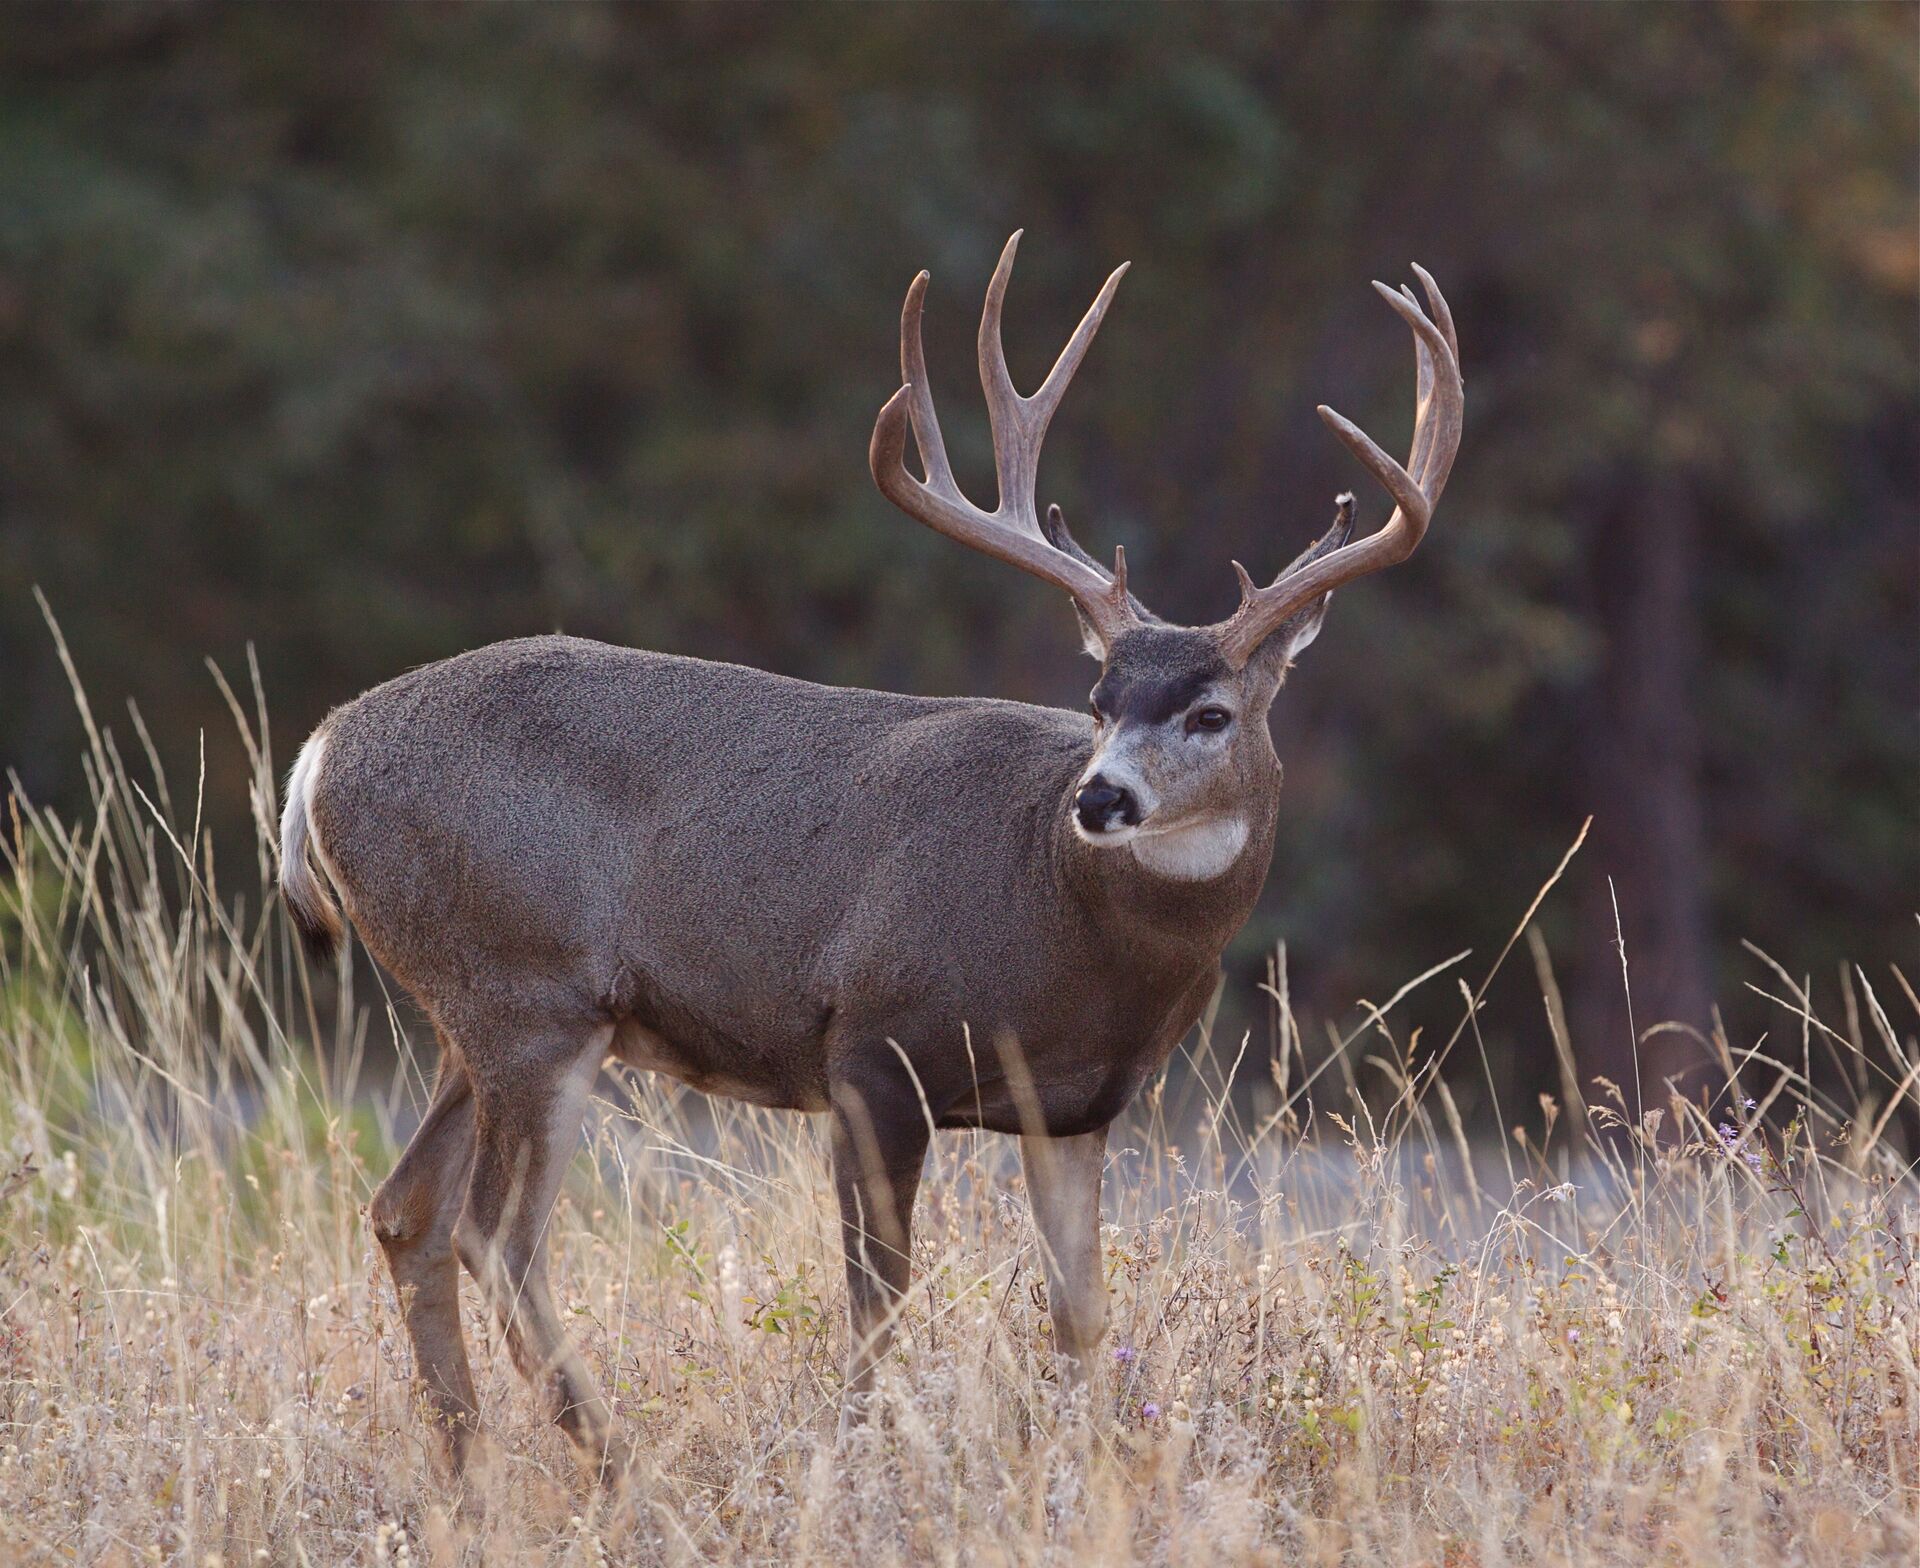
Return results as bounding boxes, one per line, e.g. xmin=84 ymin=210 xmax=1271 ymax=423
xmin=1 ymin=4 xmax=1913 ymax=1096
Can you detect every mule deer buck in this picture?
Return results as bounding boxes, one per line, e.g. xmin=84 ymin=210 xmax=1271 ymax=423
xmin=279 ymin=233 xmax=1462 ymax=1477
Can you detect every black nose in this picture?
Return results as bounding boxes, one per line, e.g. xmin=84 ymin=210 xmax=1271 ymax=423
xmin=1075 ymin=774 xmax=1140 ymax=833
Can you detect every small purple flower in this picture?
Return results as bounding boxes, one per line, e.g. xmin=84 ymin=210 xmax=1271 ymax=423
xmin=1716 ymin=1122 xmax=1764 ymax=1172
xmin=1743 ymin=1097 xmax=1757 ymax=1110
xmin=1141 ymin=1401 xmax=1160 ymax=1422
xmin=1113 ymin=1344 xmax=1137 ymax=1366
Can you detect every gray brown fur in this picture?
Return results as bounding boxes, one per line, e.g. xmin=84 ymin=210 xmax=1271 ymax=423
xmin=278 ymin=242 xmax=1460 ymax=1481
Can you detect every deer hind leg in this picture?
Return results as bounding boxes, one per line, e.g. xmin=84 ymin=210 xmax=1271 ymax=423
xmin=1021 ymin=1126 xmax=1110 ymax=1385
xmin=830 ymin=1078 xmax=930 ymax=1432
xmin=454 ymin=1022 xmax=627 ymax=1482
xmin=370 ymin=1034 xmax=480 ymax=1472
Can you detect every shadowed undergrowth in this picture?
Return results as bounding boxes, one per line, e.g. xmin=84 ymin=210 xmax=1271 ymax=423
xmin=3 ymin=620 xmax=1917 ymax=1565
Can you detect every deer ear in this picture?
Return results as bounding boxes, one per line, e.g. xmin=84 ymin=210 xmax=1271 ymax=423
xmin=1247 ymin=588 xmax=1336 ymax=685
xmin=1069 ymin=600 xmax=1110 ymax=661
xmin=1242 ymin=494 xmax=1355 ymax=683
xmin=1044 ymin=507 xmax=1119 ymax=660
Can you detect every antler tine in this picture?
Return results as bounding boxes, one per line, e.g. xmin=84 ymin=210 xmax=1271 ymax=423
xmin=1402 ymin=270 xmax=1462 ymax=498
xmin=1373 ymin=281 xmax=1458 ymax=497
xmin=1316 ymin=403 xmax=1429 ymax=530
xmin=1397 ymin=285 xmax=1437 ymax=490
xmin=1030 ymin=261 xmax=1129 ymax=444
xmin=1214 ymin=269 xmax=1464 ymax=670
xmin=976 ymin=231 xmax=1035 ymax=517
xmin=976 ymin=231 xmax=1129 ymax=532
xmin=1411 ymin=263 xmax=1458 ymax=369
xmin=870 ymin=234 xmax=1146 ymax=648
xmin=899 ymin=270 xmax=957 ymax=495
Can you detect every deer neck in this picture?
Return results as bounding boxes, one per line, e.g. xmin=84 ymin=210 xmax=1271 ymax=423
xmin=1053 ymin=781 xmax=1278 ymax=958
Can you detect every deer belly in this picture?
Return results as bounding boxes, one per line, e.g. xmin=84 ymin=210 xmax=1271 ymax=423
xmin=609 ymin=1018 xmax=827 ymax=1112
xmin=935 ymin=1053 xmax=1153 ymax=1137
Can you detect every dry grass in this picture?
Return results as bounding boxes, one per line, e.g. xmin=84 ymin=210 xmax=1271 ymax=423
xmin=3 ymin=623 xmax=1918 ymax=1565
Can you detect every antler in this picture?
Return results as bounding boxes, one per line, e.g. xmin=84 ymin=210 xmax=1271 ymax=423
xmin=1215 ymin=266 xmax=1463 ymax=669
xmin=870 ymin=232 xmax=1144 ymax=649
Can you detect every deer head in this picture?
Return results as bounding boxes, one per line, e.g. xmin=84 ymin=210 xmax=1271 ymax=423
xmin=871 ymin=232 xmax=1463 ymax=880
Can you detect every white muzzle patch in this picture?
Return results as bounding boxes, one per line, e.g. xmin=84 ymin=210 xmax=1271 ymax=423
xmin=1128 ymin=815 xmax=1249 ymax=882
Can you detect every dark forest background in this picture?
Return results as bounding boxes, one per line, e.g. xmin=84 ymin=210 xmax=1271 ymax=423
xmin=2 ymin=3 xmax=1914 ymax=1119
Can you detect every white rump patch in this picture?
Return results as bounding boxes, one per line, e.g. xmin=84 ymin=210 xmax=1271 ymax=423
xmin=1130 ymin=816 xmax=1250 ymax=882
xmin=279 ymin=730 xmax=349 ymax=932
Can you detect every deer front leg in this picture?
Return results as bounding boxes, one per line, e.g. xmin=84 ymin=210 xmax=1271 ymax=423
xmin=1021 ymin=1126 xmax=1109 ymax=1382
xmin=829 ymin=1079 xmax=929 ymax=1433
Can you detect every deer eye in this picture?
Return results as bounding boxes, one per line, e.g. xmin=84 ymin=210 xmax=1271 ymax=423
xmin=1187 ymin=706 xmax=1232 ymax=735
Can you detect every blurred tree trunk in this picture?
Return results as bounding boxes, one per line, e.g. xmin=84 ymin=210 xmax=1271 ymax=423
xmin=1575 ymin=474 xmax=1714 ymax=1111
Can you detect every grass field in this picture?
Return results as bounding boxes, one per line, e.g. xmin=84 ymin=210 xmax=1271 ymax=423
xmin=3 ymin=625 xmax=1917 ymax=1565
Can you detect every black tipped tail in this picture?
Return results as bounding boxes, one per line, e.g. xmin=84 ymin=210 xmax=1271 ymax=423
xmin=288 ymin=893 xmax=343 ymax=965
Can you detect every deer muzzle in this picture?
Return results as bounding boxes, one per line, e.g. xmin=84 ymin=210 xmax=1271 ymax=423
xmin=1074 ymin=774 xmax=1143 ymax=836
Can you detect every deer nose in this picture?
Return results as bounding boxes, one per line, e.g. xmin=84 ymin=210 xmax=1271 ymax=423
xmin=1075 ymin=775 xmax=1140 ymax=833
